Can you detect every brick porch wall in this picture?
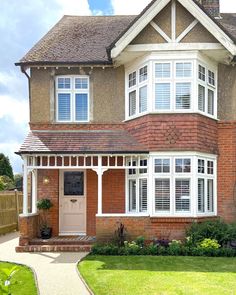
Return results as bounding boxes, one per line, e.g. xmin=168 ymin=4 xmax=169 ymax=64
xmin=96 ymin=216 xmax=217 ymax=242
xmin=86 ymin=169 xmax=125 ymax=236
xmin=37 ymin=169 xmax=59 ymax=236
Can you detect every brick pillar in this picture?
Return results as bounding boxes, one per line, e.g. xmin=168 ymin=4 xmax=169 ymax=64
xmin=19 ymin=214 xmax=39 ymax=246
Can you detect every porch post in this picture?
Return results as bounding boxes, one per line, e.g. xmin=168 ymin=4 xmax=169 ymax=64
xmin=23 ymin=157 xmax=28 ymax=215
xmin=31 ymin=170 xmax=37 ymax=214
xmin=97 ymin=156 xmax=103 ymax=215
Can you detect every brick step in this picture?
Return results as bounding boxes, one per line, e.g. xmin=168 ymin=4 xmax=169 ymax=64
xmin=29 ymin=239 xmax=95 ymax=246
xmin=15 ymin=244 xmax=92 ymax=253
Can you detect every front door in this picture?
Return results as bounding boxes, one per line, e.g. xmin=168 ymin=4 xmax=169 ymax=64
xmin=59 ymin=171 xmax=86 ymax=235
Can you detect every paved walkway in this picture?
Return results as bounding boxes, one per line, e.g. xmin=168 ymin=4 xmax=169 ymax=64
xmin=0 ymin=232 xmax=90 ymax=295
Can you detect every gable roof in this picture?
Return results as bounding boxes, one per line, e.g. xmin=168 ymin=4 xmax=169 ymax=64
xmin=16 ymin=1 xmax=236 ymax=66
xmin=110 ymin=0 xmax=236 ymax=59
xmin=17 ymin=130 xmax=148 ymax=154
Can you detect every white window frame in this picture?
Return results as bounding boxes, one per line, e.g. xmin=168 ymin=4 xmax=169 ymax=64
xmin=197 ymin=62 xmax=216 ymax=118
xmin=127 ymin=64 xmax=149 ymax=119
xmin=125 ymin=52 xmax=217 ymax=121
xmin=126 ymin=158 xmax=148 ymax=214
xmin=56 ymin=75 xmax=90 ymax=123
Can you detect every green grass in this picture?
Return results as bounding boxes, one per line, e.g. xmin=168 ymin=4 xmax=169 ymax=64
xmin=78 ymin=256 xmax=236 ymax=295
xmin=0 ymin=262 xmax=37 ymax=295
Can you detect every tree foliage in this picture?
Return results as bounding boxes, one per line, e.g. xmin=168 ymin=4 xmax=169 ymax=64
xmin=0 ymin=154 xmax=14 ymax=180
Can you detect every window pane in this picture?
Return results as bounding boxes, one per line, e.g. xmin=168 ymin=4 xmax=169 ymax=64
xmin=208 ymin=70 xmax=215 ymax=86
xmin=176 ymin=83 xmax=191 ymax=109
xmin=176 ymin=63 xmax=192 ymax=77
xmin=155 ymin=159 xmax=170 ymax=173
xmin=199 ymin=65 xmax=206 ymax=81
xmin=155 ymin=63 xmax=171 ymax=78
xmin=155 ymin=83 xmax=171 ymax=110
xmin=139 ymin=159 xmax=147 ymax=174
xmin=64 ymin=172 xmax=84 ymax=196
xmin=75 ymin=93 xmax=88 ymax=121
xmin=75 ymin=78 xmax=88 ymax=89
xmin=139 ymin=66 xmax=148 ymax=83
xmin=175 ymin=179 xmax=190 ymax=212
xmin=139 ymin=86 xmax=147 ymax=113
xmin=58 ymin=93 xmax=71 ymax=121
xmin=198 ymin=85 xmax=205 ymax=112
xmin=58 ymin=77 xmax=70 ymax=89
xmin=198 ymin=178 xmax=205 ymax=213
xmin=129 ymin=91 xmax=136 ymax=116
xmin=175 ymin=158 xmax=191 ymax=173
xmin=207 ymin=179 xmax=214 ymax=212
xmin=128 ymin=161 xmax=136 ymax=175
xmin=198 ymin=159 xmax=205 ymax=174
xmin=139 ymin=178 xmax=147 ymax=212
xmin=155 ymin=179 xmax=170 ymax=212
xmin=129 ymin=72 xmax=136 ymax=88
xmin=208 ymin=89 xmax=214 ymax=115
xmin=129 ymin=180 xmax=136 ymax=212
xmin=207 ymin=161 xmax=214 ymax=175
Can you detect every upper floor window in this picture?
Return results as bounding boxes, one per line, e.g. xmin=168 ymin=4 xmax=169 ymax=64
xmin=56 ymin=76 xmax=89 ymax=122
xmin=126 ymin=55 xmax=217 ymax=120
xmin=128 ymin=65 xmax=148 ymax=117
xmin=198 ymin=64 xmax=216 ymax=117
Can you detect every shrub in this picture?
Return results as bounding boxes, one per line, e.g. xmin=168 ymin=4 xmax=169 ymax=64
xmin=114 ymin=223 xmax=126 ymax=247
xmin=186 ymin=220 xmax=230 ymax=246
xmin=135 ymin=236 xmax=145 ymax=248
xmin=168 ymin=240 xmax=183 ymax=256
xmin=124 ymin=241 xmax=141 ymax=255
xmin=198 ymin=238 xmax=220 ymax=250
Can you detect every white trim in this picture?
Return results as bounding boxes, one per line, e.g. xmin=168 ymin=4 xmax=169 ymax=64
xmin=171 ymin=0 xmax=176 ymax=42
xmin=125 ymin=43 xmax=224 ymax=52
xmin=111 ymin=0 xmax=236 ymax=59
xmin=31 ymin=170 xmax=37 ymax=214
xmin=150 ymin=21 xmax=172 ymax=43
xmin=23 ymin=157 xmax=28 ymax=215
xmin=176 ymin=19 xmax=199 ymax=43
xmin=19 ymin=213 xmax=39 ymax=218
xmin=111 ymin=0 xmax=171 ymax=58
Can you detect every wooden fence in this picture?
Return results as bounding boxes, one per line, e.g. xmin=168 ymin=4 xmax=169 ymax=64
xmin=0 ymin=191 xmax=23 ymax=235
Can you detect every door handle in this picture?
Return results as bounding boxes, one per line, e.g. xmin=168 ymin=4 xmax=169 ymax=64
xmin=70 ymin=199 xmax=77 ymax=203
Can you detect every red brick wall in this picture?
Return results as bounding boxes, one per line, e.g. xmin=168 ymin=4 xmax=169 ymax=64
xmin=217 ymin=122 xmax=236 ymax=222
xmin=125 ymin=114 xmax=218 ymax=154
xmin=86 ymin=169 xmax=125 ymax=236
xmin=37 ymin=169 xmax=59 ymax=236
xmin=96 ymin=216 xmax=217 ymax=242
xmin=19 ymin=214 xmax=39 ymax=246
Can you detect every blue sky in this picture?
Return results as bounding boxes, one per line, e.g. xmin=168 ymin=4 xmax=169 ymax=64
xmin=0 ymin=0 xmax=235 ymax=174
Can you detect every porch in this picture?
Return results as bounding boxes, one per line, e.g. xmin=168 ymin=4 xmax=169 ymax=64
xmin=17 ymin=153 xmax=149 ymax=250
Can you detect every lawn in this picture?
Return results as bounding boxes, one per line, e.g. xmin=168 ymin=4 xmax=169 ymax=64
xmin=78 ymin=256 xmax=236 ymax=295
xmin=0 ymin=262 xmax=38 ymax=295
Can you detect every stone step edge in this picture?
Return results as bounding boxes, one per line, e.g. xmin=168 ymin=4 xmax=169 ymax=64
xmin=29 ymin=240 xmax=95 ymax=246
xmin=15 ymin=245 xmax=92 ymax=253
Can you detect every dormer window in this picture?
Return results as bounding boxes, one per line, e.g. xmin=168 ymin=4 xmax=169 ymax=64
xmin=56 ymin=76 xmax=89 ymax=123
xmin=126 ymin=53 xmax=217 ymax=120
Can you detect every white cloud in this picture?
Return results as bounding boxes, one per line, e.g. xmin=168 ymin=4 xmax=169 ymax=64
xmin=55 ymin=0 xmax=91 ymax=15
xmin=111 ymin=0 xmax=152 ymax=15
xmin=220 ymin=0 xmax=236 ymax=12
xmin=111 ymin=0 xmax=236 ymax=15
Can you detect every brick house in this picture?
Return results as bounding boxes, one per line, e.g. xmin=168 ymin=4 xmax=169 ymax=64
xmin=16 ymin=0 xmax=236 ymax=250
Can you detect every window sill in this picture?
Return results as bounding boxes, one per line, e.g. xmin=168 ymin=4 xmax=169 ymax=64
xmin=124 ymin=111 xmax=218 ymax=123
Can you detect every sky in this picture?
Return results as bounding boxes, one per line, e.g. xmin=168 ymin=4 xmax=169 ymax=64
xmin=0 ymin=0 xmax=235 ymax=174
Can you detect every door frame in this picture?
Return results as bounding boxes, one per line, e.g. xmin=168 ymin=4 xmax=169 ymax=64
xmin=59 ymin=169 xmax=87 ymax=236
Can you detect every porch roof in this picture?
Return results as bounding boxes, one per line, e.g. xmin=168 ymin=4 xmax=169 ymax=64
xmin=17 ymin=130 xmax=148 ymax=155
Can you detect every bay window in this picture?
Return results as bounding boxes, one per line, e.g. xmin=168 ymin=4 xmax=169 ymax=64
xmin=127 ymin=158 xmax=148 ymax=213
xmin=128 ymin=65 xmax=148 ymax=117
xmin=126 ymin=54 xmax=217 ymax=119
xmin=56 ymin=76 xmax=89 ymax=122
xmin=126 ymin=153 xmax=217 ymax=217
